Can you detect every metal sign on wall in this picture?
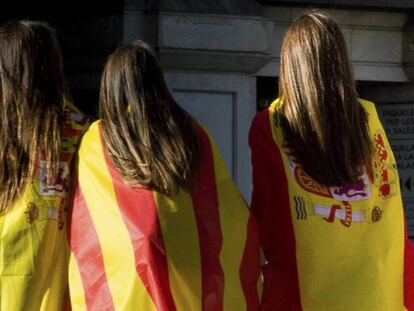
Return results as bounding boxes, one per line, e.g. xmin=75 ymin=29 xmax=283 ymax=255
xmin=377 ymin=103 xmax=414 ymax=238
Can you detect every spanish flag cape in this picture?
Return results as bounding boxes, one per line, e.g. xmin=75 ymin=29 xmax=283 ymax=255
xmin=0 ymin=102 xmax=89 ymax=310
xmin=68 ymin=121 xmax=261 ymax=310
xmin=249 ymin=98 xmax=414 ymax=311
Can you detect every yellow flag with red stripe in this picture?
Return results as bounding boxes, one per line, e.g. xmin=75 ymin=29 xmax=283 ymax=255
xmin=68 ymin=121 xmax=261 ymax=311
xmin=249 ymin=98 xmax=413 ymax=310
xmin=0 ymin=101 xmax=89 ymax=311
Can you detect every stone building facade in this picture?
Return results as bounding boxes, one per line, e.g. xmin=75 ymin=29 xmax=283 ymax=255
xmin=3 ymin=0 xmax=413 ymax=234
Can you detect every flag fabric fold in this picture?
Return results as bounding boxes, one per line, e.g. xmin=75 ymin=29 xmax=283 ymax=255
xmin=249 ymin=98 xmax=414 ymax=311
xmin=69 ymin=121 xmax=261 ymax=311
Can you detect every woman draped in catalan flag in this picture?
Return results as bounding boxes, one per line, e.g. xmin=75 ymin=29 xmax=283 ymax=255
xmin=0 ymin=20 xmax=89 ymax=310
xmin=68 ymin=40 xmax=261 ymax=310
xmin=249 ymin=11 xmax=414 ymax=311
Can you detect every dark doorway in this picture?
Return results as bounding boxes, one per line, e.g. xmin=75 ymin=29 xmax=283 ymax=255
xmin=0 ymin=2 xmax=124 ymax=118
xmin=256 ymin=76 xmax=278 ymax=112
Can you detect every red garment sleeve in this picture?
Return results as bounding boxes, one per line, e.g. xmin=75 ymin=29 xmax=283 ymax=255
xmin=249 ymin=110 xmax=302 ymax=310
xmin=404 ymin=217 xmax=414 ymax=310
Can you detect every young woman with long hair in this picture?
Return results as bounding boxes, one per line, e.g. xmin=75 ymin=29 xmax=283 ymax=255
xmin=249 ymin=10 xmax=414 ymax=310
xmin=68 ymin=40 xmax=261 ymax=310
xmin=0 ymin=20 xmax=89 ymax=309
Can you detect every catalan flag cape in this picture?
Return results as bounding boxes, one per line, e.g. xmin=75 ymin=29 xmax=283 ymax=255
xmin=0 ymin=102 xmax=89 ymax=310
xmin=249 ymin=98 xmax=414 ymax=311
xmin=68 ymin=121 xmax=261 ymax=311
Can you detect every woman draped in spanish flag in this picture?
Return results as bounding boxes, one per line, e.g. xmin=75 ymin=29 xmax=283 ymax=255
xmin=68 ymin=41 xmax=261 ymax=310
xmin=249 ymin=11 xmax=414 ymax=311
xmin=0 ymin=20 xmax=89 ymax=310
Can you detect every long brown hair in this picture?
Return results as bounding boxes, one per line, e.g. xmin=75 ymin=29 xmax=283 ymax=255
xmin=279 ymin=10 xmax=373 ymax=187
xmin=99 ymin=41 xmax=200 ymax=195
xmin=0 ymin=20 xmax=65 ymax=213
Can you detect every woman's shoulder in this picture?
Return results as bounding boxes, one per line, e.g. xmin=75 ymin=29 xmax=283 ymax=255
xmin=77 ymin=120 xmax=102 ymax=153
xmin=358 ymin=98 xmax=377 ymax=113
xmin=249 ymin=98 xmax=281 ymax=147
xmin=84 ymin=119 xmax=101 ymax=133
xmin=250 ymin=104 xmax=273 ymax=132
xmin=357 ymin=98 xmax=384 ymax=126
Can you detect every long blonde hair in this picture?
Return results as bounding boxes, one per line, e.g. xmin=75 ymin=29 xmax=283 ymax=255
xmin=99 ymin=41 xmax=200 ymax=195
xmin=279 ymin=11 xmax=373 ymax=186
xmin=0 ymin=20 xmax=65 ymax=213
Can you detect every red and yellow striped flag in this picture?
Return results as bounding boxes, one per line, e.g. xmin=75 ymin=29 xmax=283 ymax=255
xmin=68 ymin=121 xmax=261 ymax=310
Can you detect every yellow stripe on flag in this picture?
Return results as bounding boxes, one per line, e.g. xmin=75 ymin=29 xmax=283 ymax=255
xmin=207 ymin=131 xmax=250 ymax=310
xmin=78 ymin=122 xmax=157 ymax=311
xmin=69 ymin=255 xmax=87 ymax=311
xmin=154 ymin=191 xmax=202 ymax=311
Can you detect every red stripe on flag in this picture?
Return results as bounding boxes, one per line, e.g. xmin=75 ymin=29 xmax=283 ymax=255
xmin=403 ymin=214 xmax=414 ymax=310
xmin=249 ymin=109 xmax=302 ymax=310
xmin=68 ymin=186 xmax=115 ymax=311
xmin=193 ymin=126 xmax=225 ymax=311
xmin=100 ymin=127 xmax=177 ymax=311
xmin=239 ymin=214 xmax=261 ymax=310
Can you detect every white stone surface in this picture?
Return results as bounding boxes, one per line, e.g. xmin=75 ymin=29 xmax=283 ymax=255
xmin=351 ymin=30 xmax=403 ymax=63
xmin=255 ymin=58 xmax=280 ymax=76
xmin=159 ymin=13 xmax=269 ymax=53
xmin=174 ymin=91 xmax=234 ymax=173
xmin=265 ymin=7 xmax=407 ymax=28
xmin=164 ymin=71 xmax=256 ymax=202
xmin=353 ymin=63 xmax=408 ymax=82
xmin=260 ymin=6 xmax=408 ymax=82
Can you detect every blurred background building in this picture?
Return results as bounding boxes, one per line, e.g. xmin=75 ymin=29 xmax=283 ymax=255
xmin=2 ymin=0 xmax=414 ymax=235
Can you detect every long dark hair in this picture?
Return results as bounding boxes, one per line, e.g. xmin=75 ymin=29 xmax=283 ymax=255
xmin=0 ymin=20 xmax=65 ymax=213
xmin=279 ymin=11 xmax=373 ymax=186
xmin=99 ymin=40 xmax=200 ymax=195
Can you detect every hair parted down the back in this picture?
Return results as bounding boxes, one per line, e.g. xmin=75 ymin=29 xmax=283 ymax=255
xmin=99 ymin=40 xmax=200 ymax=195
xmin=0 ymin=20 xmax=66 ymax=214
xmin=278 ymin=10 xmax=373 ymax=187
